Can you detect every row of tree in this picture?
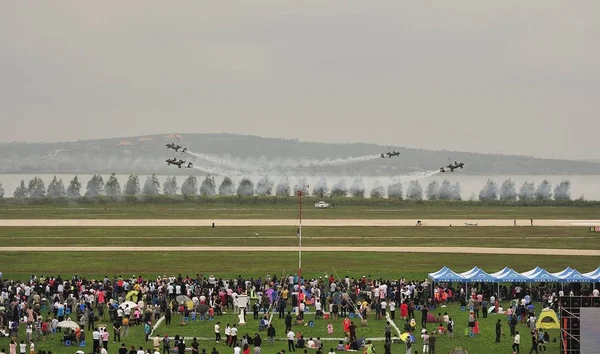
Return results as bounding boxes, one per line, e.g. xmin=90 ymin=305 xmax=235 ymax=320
xmin=0 ymin=175 xmax=573 ymax=201
xmin=478 ymin=179 xmax=572 ymax=201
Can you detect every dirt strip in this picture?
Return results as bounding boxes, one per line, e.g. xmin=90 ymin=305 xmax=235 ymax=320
xmin=1 ymin=246 xmax=599 ymax=256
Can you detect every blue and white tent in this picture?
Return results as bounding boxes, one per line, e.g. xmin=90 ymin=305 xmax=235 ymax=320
xmin=460 ymin=266 xmax=497 ymax=283
xmin=583 ymin=267 xmax=600 ymax=281
xmin=554 ymin=268 xmax=593 ymax=283
xmin=490 ymin=267 xmax=530 ymax=283
xmin=551 ymin=267 xmax=574 ymax=278
xmin=522 ymin=267 xmax=561 ymax=282
xmin=428 ymin=266 xmax=466 ymax=282
xmin=521 ymin=267 xmax=544 ymax=278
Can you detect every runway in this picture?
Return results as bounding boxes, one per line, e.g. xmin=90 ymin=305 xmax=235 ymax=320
xmin=0 ymin=219 xmax=598 ymax=227
xmin=1 ymin=246 xmax=599 ymax=256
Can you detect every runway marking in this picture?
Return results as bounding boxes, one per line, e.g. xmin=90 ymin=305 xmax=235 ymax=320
xmin=1 ymin=246 xmax=599 ymax=256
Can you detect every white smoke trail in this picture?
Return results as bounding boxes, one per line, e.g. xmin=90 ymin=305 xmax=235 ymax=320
xmin=184 ymin=151 xmax=381 ymax=174
xmin=192 ymin=165 xmax=243 ymax=176
xmin=390 ymin=169 xmax=441 ymax=183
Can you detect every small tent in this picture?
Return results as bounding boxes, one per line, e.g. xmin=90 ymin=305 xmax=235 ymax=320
xmin=536 ymin=309 xmax=560 ymax=330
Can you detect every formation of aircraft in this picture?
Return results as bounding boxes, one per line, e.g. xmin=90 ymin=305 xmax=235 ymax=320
xmin=162 ymin=136 xmax=468 ymax=174
xmin=440 ymin=161 xmax=465 ymax=173
xmin=166 ymin=157 xmax=193 ymax=168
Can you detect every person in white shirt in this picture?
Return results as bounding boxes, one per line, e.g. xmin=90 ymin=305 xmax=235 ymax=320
xmin=225 ymin=324 xmax=231 ymax=345
xmin=315 ymin=299 xmax=322 ymax=319
xmin=215 ymin=322 xmax=221 ymax=343
xmin=593 ymin=288 xmax=599 ymax=297
xmin=421 ymin=331 xmax=430 ymax=353
xmin=230 ymin=325 xmax=238 ymax=347
xmin=512 ymin=331 xmax=520 ymax=353
xmin=233 ymin=345 xmax=241 ymax=354
xmin=287 ymin=330 xmax=296 ymax=352
xmin=389 ymin=301 xmax=396 ymax=320
xmin=124 ymin=305 xmax=131 ymax=318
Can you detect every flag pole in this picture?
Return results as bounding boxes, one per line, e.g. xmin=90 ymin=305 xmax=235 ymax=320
xmin=296 ymin=184 xmax=308 ymax=280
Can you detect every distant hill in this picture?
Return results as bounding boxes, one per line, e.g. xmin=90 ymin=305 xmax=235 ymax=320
xmin=1 ymin=133 xmax=599 ymax=175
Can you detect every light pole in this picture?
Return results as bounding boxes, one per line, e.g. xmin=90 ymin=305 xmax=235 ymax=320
xmin=295 ymin=184 xmax=309 ymax=279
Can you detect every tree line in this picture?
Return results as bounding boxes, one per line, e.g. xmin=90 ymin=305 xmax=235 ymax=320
xmin=0 ymin=175 xmax=578 ymax=202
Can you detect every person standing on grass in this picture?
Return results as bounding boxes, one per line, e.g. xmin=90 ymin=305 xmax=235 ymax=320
xmin=225 ymin=323 xmax=232 ymax=346
xmin=165 ymin=307 xmax=171 ymax=326
xmin=446 ymin=318 xmax=454 ymax=339
xmin=113 ymin=318 xmax=122 ymax=343
xmin=421 ymin=305 xmax=428 ymax=329
xmin=229 ymin=324 xmax=238 ymax=347
xmin=162 ymin=335 xmax=171 ymax=354
xmin=482 ymin=299 xmax=488 ymax=318
xmin=512 ymin=331 xmax=520 ymax=353
xmin=429 ymin=331 xmax=436 ymax=354
xmin=385 ymin=321 xmax=392 ymax=342
xmin=529 ymin=331 xmax=538 ymax=354
xmin=509 ymin=314 xmax=518 ymax=336
xmin=214 ymin=322 xmax=221 ymax=343
xmin=537 ymin=330 xmax=546 ymax=352
xmin=92 ymin=328 xmax=100 ymax=354
xmin=191 ymin=337 xmax=200 ymax=354
xmin=348 ymin=321 xmax=357 ymax=342
xmin=267 ymin=324 xmax=276 ymax=345
xmin=495 ymin=319 xmax=502 ymax=342
xmin=287 ymin=329 xmax=296 ymax=352
xmin=421 ymin=330 xmax=430 ymax=353
xmin=285 ymin=312 xmax=292 ymax=332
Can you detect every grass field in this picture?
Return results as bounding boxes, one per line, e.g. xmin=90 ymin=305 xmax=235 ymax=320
xmin=1 ymin=226 xmax=598 ymax=249
xmin=2 ymin=251 xmax=598 ymax=280
xmin=3 ymin=302 xmax=560 ymax=354
xmin=1 ymin=202 xmax=600 ymax=219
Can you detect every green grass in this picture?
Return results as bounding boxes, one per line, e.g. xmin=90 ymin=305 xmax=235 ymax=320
xmin=1 ymin=251 xmax=598 ymax=280
xmin=5 ymin=302 xmax=559 ymax=354
xmin=0 ymin=226 xmax=598 ymax=249
xmin=1 ymin=202 xmax=600 ymax=219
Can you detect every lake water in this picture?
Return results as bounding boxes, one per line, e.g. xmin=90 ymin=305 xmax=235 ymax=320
xmin=1 ymin=173 xmax=599 ymax=200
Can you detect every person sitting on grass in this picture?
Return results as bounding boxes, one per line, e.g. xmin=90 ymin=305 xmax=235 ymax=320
xmin=296 ymin=336 xmax=305 ymax=349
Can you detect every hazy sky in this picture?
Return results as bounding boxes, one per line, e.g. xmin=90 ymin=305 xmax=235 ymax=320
xmin=2 ymin=1 xmax=599 ymax=160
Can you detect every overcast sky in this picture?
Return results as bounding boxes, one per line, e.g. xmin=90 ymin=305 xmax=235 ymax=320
xmin=2 ymin=1 xmax=599 ymax=160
